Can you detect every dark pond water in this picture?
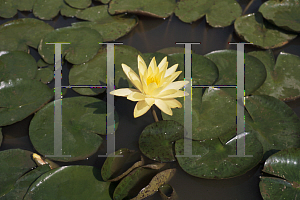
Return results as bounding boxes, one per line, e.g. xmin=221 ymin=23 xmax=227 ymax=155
xmin=1 ymin=0 xmax=300 ymax=199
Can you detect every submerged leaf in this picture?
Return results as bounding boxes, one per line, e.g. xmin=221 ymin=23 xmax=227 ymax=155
xmin=234 ymin=13 xmax=297 ymax=49
xmin=0 ymin=79 xmax=53 ymax=126
xmin=249 ymin=50 xmax=300 ymax=101
xmin=0 ymin=18 xmax=54 ymax=52
xmin=108 ymin=0 xmax=177 ymax=18
xmin=158 ymin=184 xmax=178 ymax=200
xmin=24 ymin=166 xmax=111 ymax=200
xmin=260 ymin=148 xmax=300 ymax=200
xmin=259 ymin=0 xmax=300 ymax=32
xmin=175 ymin=0 xmax=242 ymax=27
xmin=38 ymin=26 xmax=102 ymax=65
xmin=101 ymin=148 xmax=144 ymax=182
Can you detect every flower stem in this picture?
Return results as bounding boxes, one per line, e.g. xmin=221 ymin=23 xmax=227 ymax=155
xmin=151 ymin=106 xmax=159 ymax=122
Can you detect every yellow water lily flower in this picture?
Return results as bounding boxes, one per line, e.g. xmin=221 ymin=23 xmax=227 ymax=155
xmin=110 ymin=55 xmax=189 ymax=118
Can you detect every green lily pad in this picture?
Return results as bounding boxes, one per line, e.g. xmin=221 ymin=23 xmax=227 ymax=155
xmin=38 ymin=26 xmax=102 ymax=65
xmin=108 ymin=0 xmax=177 ymax=18
xmin=234 ymin=13 xmax=298 ymax=49
xmin=139 ymin=120 xmax=184 ymax=162
xmin=113 ymin=166 xmax=174 ymax=200
xmin=0 ymin=18 xmax=54 ymax=52
xmin=33 ymin=0 xmax=82 ymax=20
xmin=101 ymin=148 xmax=144 ymax=181
xmin=175 ymin=0 xmax=242 ymax=27
xmin=162 ymin=87 xmax=237 ymax=141
xmin=168 ymin=53 xmax=219 ymax=86
xmin=0 ymin=165 xmax=51 ymax=200
xmin=0 ymin=79 xmax=53 ymax=126
xmin=131 ymin=169 xmax=176 ymax=200
xmin=37 ymin=58 xmax=55 ymax=70
xmin=157 ymin=47 xmax=187 ymax=55
xmin=60 ymin=3 xmax=81 ymax=17
xmin=259 ymin=0 xmax=300 ymax=33
xmin=65 ymin=0 xmax=91 ymax=9
xmin=205 ymin=49 xmax=267 ymax=96
xmin=0 ymin=51 xmax=37 ymax=82
xmin=24 ymin=166 xmax=111 ymax=200
xmin=0 ymin=149 xmax=36 ymax=197
xmin=0 ymin=0 xmax=36 ymax=18
xmin=260 ymin=148 xmax=300 ymax=200
xmin=158 ymin=184 xmax=178 ymax=200
xmin=34 ymin=68 xmax=53 ymax=84
xmin=249 ymin=50 xmax=300 ymax=101
xmin=245 ymin=95 xmax=300 ymax=154
xmin=72 ymin=6 xmax=138 ymax=42
xmin=175 ymin=127 xmax=263 ymax=179
xmin=29 ymin=96 xmax=118 ymax=162
xmin=95 ymin=0 xmax=111 ymax=4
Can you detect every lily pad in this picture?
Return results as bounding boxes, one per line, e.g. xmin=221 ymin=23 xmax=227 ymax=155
xmin=162 ymin=87 xmax=237 ymax=141
xmin=24 ymin=166 xmax=111 ymax=200
xmin=245 ymin=95 xmax=300 ymax=154
xmin=0 ymin=51 xmax=37 ymax=82
xmin=34 ymin=68 xmax=54 ymax=84
xmin=0 ymin=79 xmax=53 ymax=126
xmin=234 ymin=13 xmax=298 ymax=49
xmin=0 ymin=149 xmax=36 ymax=197
xmin=65 ymin=0 xmax=91 ymax=9
xmin=205 ymin=49 xmax=267 ymax=96
xmin=0 ymin=18 xmax=54 ymax=52
xmin=29 ymin=96 xmax=119 ymax=162
xmin=108 ymin=0 xmax=177 ymax=18
xmin=249 ymin=50 xmax=300 ymax=101
xmin=113 ymin=166 xmax=175 ymax=200
xmin=101 ymin=148 xmax=144 ymax=181
xmin=175 ymin=128 xmax=263 ymax=179
xmin=259 ymin=148 xmax=300 ymax=200
xmin=157 ymin=47 xmax=187 ymax=55
xmin=175 ymin=0 xmax=242 ymax=27
xmin=139 ymin=120 xmax=184 ymax=162
xmin=33 ymin=0 xmax=82 ymax=20
xmin=259 ymin=0 xmax=300 ymax=33
xmin=0 ymin=165 xmax=51 ymax=200
xmin=38 ymin=26 xmax=102 ymax=65
xmin=95 ymin=0 xmax=111 ymax=4
xmin=168 ymin=53 xmax=219 ymax=86
xmin=0 ymin=0 xmax=36 ymax=18
xmin=72 ymin=6 xmax=138 ymax=42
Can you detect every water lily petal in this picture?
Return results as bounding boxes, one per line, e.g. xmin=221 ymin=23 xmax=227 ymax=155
xmin=128 ymin=71 xmax=143 ymax=92
xmin=164 ymin=64 xmax=178 ymax=78
xmin=159 ymin=90 xmax=188 ymax=99
xmin=149 ymin=57 xmax=157 ymax=73
xmin=110 ymin=88 xmax=139 ymax=96
xmin=134 ymin=100 xmax=151 ymax=118
xmin=162 ymin=71 xmax=182 ymax=87
xmin=127 ymin=92 xmax=145 ymax=101
xmin=145 ymin=97 xmax=155 ymax=106
xmin=161 ymin=81 xmax=189 ymax=92
xmin=147 ymin=82 xmax=158 ymax=95
xmin=158 ymin=61 xmax=168 ymax=83
xmin=138 ymin=55 xmax=146 ymax=67
xmin=155 ymin=99 xmax=172 ymax=116
xmin=138 ymin=60 xmax=147 ymax=81
xmin=161 ymin=99 xmax=182 ymax=108
xmin=156 ymin=89 xmax=178 ymax=97
xmin=122 ymin=64 xmax=142 ymax=91
xmin=158 ymin=56 xmax=167 ymax=70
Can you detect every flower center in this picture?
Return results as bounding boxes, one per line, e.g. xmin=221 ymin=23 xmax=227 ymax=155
xmin=146 ymin=75 xmax=160 ymax=86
